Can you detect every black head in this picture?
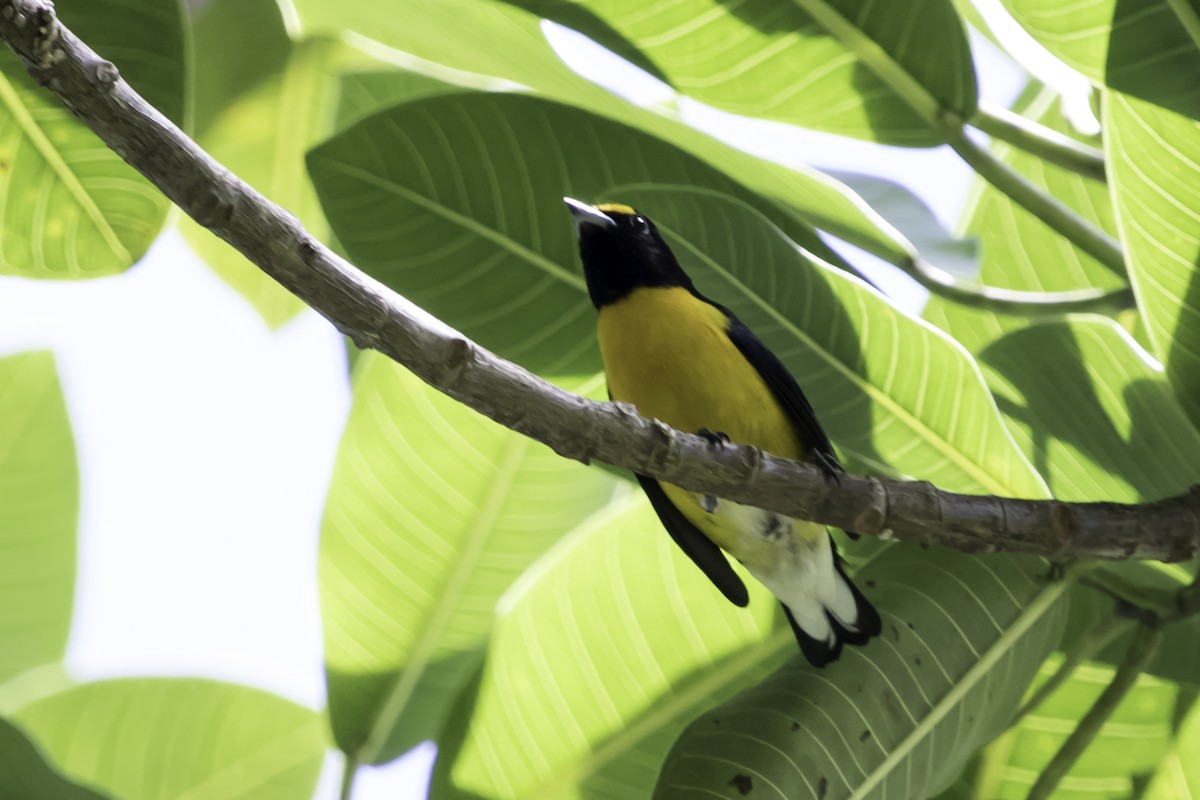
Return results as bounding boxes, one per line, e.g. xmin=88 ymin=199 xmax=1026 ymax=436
xmin=564 ymin=198 xmax=694 ymax=308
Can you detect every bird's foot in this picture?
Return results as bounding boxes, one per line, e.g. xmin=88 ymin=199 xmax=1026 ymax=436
xmin=696 ymin=427 xmax=730 ymax=447
xmin=813 ymin=450 xmax=843 ymax=485
xmin=695 ymin=429 xmax=729 ymax=513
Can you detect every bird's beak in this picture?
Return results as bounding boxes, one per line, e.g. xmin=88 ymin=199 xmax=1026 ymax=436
xmin=564 ymin=197 xmax=616 ymax=230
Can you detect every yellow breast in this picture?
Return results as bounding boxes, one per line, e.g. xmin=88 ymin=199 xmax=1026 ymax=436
xmin=598 ymin=287 xmax=804 ymax=554
xmin=598 ymin=286 xmax=801 ymax=460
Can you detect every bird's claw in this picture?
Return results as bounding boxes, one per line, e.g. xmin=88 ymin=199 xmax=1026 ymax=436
xmin=813 ymin=450 xmax=843 ymax=485
xmin=696 ymin=428 xmax=730 ymax=447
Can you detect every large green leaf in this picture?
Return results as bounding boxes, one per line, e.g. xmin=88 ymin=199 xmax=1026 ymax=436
xmin=321 ymin=353 xmax=622 ymax=765
xmin=999 ymin=0 xmax=1200 ymax=121
xmin=499 ymin=0 xmax=975 ymax=145
xmin=1105 ymin=91 xmax=1200 ymax=432
xmin=969 ymin=655 xmax=1178 ymax=799
xmin=189 ymin=0 xmax=291 ymax=135
xmin=654 ymin=549 xmax=1069 ymax=800
xmin=1143 ymin=697 xmax=1200 ymax=799
xmin=12 ymin=679 xmax=325 ymax=800
xmin=0 ymin=717 xmax=108 ymax=799
xmin=0 ymin=0 xmax=186 ymax=277
xmin=309 ymin=93 xmax=1046 ymax=497
xmin=292 ymin=0 xmax=920 ymax=267
xmin=977 ymin=318 xmax=1200 ymax=685
xmin=335 ymin=70 xmax=472 ymax=130
xmin=923 ymin=84 xmax=1124 ymax=355
xmin=978 ymin=317 xmax=1200 ymax=503
xmin=431 ymin=497 xmax=785 ymax=800
xmin=0 ymin=351 xmax=77 ymax=684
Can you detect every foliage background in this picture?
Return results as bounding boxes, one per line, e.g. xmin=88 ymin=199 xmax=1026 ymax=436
xmin=0 ymin=0 xmax=1198 ymax=798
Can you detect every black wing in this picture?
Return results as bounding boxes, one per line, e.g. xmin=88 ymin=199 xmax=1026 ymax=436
xmin=635 ymin=474 xmax=749 ymax=607
xmin=722 ymin=311 xmax=842 ymax=474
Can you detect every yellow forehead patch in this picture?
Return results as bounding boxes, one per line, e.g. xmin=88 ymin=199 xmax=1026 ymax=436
xmin=595 ymin=203 xmax=637 ymax=216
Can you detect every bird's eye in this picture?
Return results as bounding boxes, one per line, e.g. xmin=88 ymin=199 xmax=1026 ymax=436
xmin=634 ymin=216 xmax=648 ymax=229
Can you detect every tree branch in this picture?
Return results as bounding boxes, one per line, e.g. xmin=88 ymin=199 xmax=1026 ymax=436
xmin=3 ymin=0 xmax=1199 ymax=561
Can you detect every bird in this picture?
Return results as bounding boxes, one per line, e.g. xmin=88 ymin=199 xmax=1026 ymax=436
xmin=564 ymin=197 xmax=881 ymax=666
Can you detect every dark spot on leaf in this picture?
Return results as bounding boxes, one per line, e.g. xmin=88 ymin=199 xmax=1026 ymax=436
xmin=866 ymin=580 xmax=876 ymax=588
xmin=907 ymin=621 xmax=915 ymax=629
xmin=889 ymin=624 xmax=900 ymax=641
xmin=791 ymin=721 xmax=800 ymax=732
xmin=881 ymin=689 xmax=903 ymax=720
xmin=730 ymin=774 xmax=752 ymax=795
xmin=818 ymin=776 xmax=828 ymax=799
xmin=713 ymin=717 xmax=721 ymax=725
xmin=914 ymin=656 xmax=922 ymax=666
xmin=859 ymin=729 xmax=871 ymax=742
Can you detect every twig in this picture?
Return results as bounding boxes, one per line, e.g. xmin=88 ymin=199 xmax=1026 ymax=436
xmin=2 ymin=0 xmax=1199 ymax=561
xmin=339 ymin=753 xmax=358 ymax=800
xmin=939 ymin=117 xmax=1127 ymax=275
xmin=1010 ymin=616 xmax=1135 ymax=724
xmin=1023 ymin=624 xmax=1162 ymax=800
xmin=783 ymin=0 xmax=1124 ymax=274
xmin=906 ymin=256 xmax=1132 ymax=314
xmin=970 ymin=103 xmax=1107 ymax=182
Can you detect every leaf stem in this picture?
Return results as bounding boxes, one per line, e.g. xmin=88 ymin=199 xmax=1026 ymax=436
xmin=1024 ymin=624 xmax=1162 ymax=800
xmin=904 ymin=256 xmax=1132 ymax=313
xmin=339 ymin=753 xmax=359 ymax=800
xmin=970 ymin=103 xmax=1106 ymax=181
xmin=1010 ymin=616 xmax=1135 ymax=724
xmin=940 ymin=118 xmax=1127 ymax=275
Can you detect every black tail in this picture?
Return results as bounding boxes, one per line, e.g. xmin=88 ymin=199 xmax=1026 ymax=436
xmin=783 ymin=559 xmax=881 ymax=668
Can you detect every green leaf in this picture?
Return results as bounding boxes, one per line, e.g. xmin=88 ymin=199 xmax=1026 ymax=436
xmin=962 ymin=86 xmax=1122 ymax=293
xmin=188 ymin=0 xmax=291 ymax=135
xmin=978 ymin=317 xmax=1200 ymax=503
xmin=293 ymin=0 xmax=921 ymax=268
xmin=969 ymin=316 xmax=1197 ymax=707
xmin=0 ymin=717 xmax=108 ymax=799
xmin=654 ymin=549 xmax=1069 ymax=800
xmin=491 ymin=0 xmax=671 ymax=82
xmin=1143 ymin=696 xmax=1200 ymax=799
xmin=968 ymin=655 xmax=1178 ymax=800
xmin=12 ymin=679 xmax=326 ymax=800
xmin=309 ymin=93 xmax=1046 ymax=497
xmin=335 ymin=70 xmax=470 ymax=130
xmin=0 ymin=351 xmax=77 ymax=684
xmin=0 ymin=0 xmax=186 ymax=277
xmin=923 ymin=84 xmax=1125 ymax=354
xmin=999 ymin=0 xmax=1200 ymax=121
xmin=321 ymin=353 xmax=622 ymax=765
xmin=1105 ymin=91 xmax=1200 ymax=432
xmin=501 ymin=0 xmax=975 ymax=145
xmin=432 ymin=497 xmax=785 ymax=800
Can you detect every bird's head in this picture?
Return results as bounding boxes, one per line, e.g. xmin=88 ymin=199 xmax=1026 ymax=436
xmin=564 ymin=197 xmax=694 ymax=308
